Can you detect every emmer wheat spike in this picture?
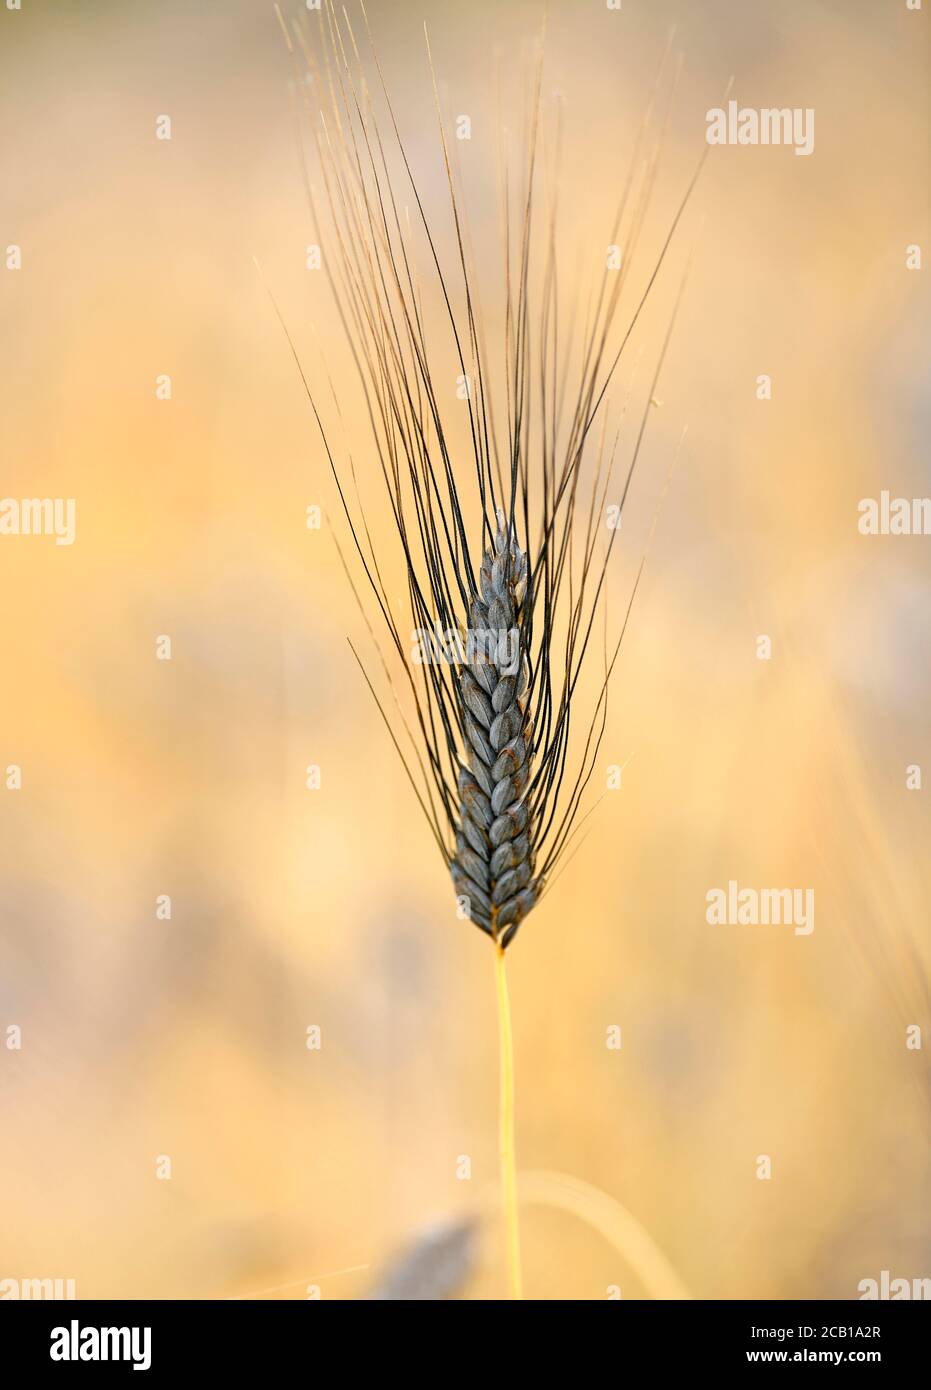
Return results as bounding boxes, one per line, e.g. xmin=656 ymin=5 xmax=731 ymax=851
xmin=452 ymin=511 xmax=538 ymax=947
xmin=272 ymin=0 xmax=701 ymax=1299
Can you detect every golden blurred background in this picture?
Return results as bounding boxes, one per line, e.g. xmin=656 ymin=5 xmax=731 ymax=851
xmin=1 ymin=0 xmax=928 ymax=1299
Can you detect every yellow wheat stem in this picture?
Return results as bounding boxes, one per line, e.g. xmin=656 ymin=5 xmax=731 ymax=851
xmin=494 ymin=942 xmax=522 ymax=1299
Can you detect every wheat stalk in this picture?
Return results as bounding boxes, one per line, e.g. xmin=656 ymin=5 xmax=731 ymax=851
xmin=273 ymin=0 xmax=700 ymax=1299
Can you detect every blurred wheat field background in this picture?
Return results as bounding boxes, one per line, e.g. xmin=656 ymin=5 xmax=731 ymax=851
xmin=1 ymin=0 xmax=928 ymax=1300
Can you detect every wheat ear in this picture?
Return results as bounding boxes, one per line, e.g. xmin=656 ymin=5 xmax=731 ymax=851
xmin=452 ymin=512 xmax=539 ymax=949
xmin=274 ymin=0 xmax=699 ymax=1300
